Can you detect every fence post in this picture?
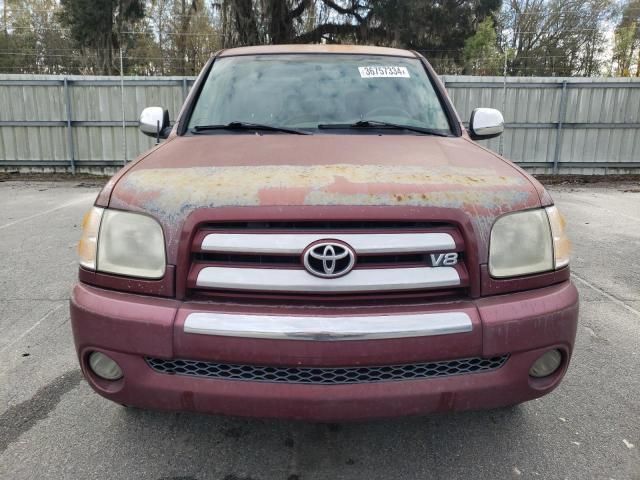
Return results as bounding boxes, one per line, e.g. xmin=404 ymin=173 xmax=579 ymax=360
xmin=182 ymin=77 xmax=188 ymax=100
xmin=499 ymin=50 xmax=507 ymax=156
xmin=120 ymin=47 xmax=127 ymax=166
xmin=553 ymin=80 xmax=568 ymax=175
xmin=63 ymin=77 xmax=76 ymax=175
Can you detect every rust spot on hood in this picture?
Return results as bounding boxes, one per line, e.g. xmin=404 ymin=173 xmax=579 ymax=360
xmin=115 ymin=163 xmax=529 ymax=213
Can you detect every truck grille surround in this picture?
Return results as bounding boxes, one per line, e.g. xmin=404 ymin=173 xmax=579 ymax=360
xmin=146 ymin=356 xmax=509 ymax=385
xmin=187 ymin=221 xmax=468 ymax=298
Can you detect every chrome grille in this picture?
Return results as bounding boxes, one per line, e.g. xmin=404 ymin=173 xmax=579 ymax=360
xmin=146 ymin=356 xmax=508 ymax=385
xmin=189 ymin=223 xmax=466 ymax=295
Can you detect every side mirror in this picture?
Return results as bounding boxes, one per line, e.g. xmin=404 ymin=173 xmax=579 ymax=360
xmin=469 ymin=108 xmax=504 ymax=140
xmin=139 ymin=107 xmax=171 ymax=141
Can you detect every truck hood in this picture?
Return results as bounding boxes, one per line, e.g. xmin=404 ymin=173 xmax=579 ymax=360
xmin=109 ymin=135 xmax=544 ymax=262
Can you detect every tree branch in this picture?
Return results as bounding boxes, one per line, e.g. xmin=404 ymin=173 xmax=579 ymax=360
xmin=294 ymin=22 xmax=359 ymax=43
xmin=319 ymin=0 xmax=367 ymax=24
xmin=287 ymin=0 xmax=311 ymax=21
xmin=294 ymin=21 xmax=385 ymax=44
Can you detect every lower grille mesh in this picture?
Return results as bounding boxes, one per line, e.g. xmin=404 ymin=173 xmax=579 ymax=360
xmin=146 ymin=356 xmax=508 ymax=385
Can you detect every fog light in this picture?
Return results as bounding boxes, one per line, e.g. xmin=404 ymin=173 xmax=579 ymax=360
xmin=529 ymin=350 xmax=562 ymax=378
xmin=89 ymin=351 xmax=123 ymax=380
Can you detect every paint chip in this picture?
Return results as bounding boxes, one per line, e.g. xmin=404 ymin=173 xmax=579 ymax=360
xmin=559 ymin=417 xmax=566 ymax=422
xmin=513 ymin=467 xmax=522 ymax=475
xmin=572 ymin=441 xmax=581 ymax=446
xmin=623 ymin=439 xmax=634 ymax=449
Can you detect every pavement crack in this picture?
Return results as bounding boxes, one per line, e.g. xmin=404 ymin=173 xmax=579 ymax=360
xmin=0 ymin=369 xmax=83 ymax=453
xmin=582 ymin=325 xmax=609 ymax=344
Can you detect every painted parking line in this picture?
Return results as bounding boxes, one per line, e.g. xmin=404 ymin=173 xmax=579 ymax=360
xmin=0 ymin=303 xmax=65 ymax=354
xmin=571 ymin=272 xmax=640 ymax=319
xmin=0 ymin=194 xmax=95 ymax=231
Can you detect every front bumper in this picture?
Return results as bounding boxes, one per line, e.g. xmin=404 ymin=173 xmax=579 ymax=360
xmin=70 ymin=281 xmax=578 ymax=421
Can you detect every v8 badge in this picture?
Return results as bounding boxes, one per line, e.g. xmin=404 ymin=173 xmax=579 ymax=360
xmin=430 ymin=252 xmax=458 ymax=267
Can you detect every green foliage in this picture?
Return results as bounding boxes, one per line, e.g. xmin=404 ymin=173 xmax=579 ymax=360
xmin=614 ymin=23 xmax=637 ymax=75
xmin=613 ymin=0 xmax=640 ymax=76
xmin=367 ymin=0 xmax=501 ymax=53
xmin=58 ymin=0 xmax=144 ymax=74
xmin=463 ymin=17 xmax=502 ymax=75
xmin=1 ymin=0 xmax=78 ymax=74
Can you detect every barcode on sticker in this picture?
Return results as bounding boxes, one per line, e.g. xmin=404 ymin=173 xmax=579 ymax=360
xmin=358 ymin=66 xmax=410 ymax=78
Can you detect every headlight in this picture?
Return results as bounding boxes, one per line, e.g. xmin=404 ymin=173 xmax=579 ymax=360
xmin=489 ymin=207 xmax=571 ymax=278
xmin=78 ymin=208 xmax=166 ymax=279
xmin=489 ymin=209 xmax=553 ymax=278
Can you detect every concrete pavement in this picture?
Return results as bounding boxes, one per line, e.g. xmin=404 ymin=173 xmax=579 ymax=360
xmin=0 ymin=179 xmax=638 ymax=479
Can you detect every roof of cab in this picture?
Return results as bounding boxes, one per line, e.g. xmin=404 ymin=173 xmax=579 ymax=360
xmin=218 ymin=44 xmax=417 ymax=58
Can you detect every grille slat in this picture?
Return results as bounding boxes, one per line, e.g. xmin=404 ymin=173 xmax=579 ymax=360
xmin=194 ymin=252 xmax=430 ymax=267
xmin=146 ymin=356 xmax=508 ymax=385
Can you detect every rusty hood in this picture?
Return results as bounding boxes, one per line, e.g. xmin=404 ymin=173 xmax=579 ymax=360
xmin=108 ymin=134 xmax=546 ymax=261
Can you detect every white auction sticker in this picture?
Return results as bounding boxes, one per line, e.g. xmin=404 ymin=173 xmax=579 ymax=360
xmin=358 ymin=66 xmax=411 ymax=78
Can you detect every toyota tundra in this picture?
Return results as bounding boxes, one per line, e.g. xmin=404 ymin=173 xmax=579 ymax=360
xmin=70 ymin=45 xmax=578 ymax=421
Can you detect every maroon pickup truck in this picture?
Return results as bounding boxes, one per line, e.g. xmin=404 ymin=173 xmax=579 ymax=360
xmin=70 ymin=45 xmax=578 ymax=421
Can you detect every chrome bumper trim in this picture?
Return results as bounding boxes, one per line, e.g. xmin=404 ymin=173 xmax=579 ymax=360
xmin=200 ymin=232 xmax=456 ymax=254
xmin=195 ymin=266 xmax=460 ymax=292
xmin=184 ymin=311 xmax=472 ymax=340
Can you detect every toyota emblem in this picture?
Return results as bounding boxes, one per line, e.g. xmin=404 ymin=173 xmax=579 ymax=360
xmin=303 ymin=241 xmax=356 ymax=278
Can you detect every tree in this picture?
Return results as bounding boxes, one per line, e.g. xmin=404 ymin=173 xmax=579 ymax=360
xmin=463 ymin=17 xmax=502 ymax=75
xmin=171 ymin=0 xmax=220 ymax=75
xmin=0 ymin=0 xmax=621 ymax=77
xmin=366 ymin=0 xmax=501 ymax=56
xmin=147 ymin=0 xmax=172 ymax=74
xmin=501 ymin=0 xmax=614 ymax=76
xmin=0 ymin=0 xmax=507 ymax=75
xmin=59 ymin=0 xmax=145 ymax=74
xmin=0 ymin=0 xmax=76 ymax=74
xmin=215 ymin=0 xmax=323 ymax=47
xmin=215 ymin=0 xmax=501 ymax=71
xmin=613 ymin=0 xmax=640 ymax=76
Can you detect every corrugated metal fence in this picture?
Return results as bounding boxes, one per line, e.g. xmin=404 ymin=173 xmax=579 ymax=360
xmin=1 ymin=74 xmax=639 ymax=174
xmin=443 ymin=76 xmax=640 ymax=175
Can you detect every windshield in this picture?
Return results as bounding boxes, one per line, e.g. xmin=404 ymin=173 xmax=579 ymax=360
xmin=187 ymin=54 xmax=453 ymax=134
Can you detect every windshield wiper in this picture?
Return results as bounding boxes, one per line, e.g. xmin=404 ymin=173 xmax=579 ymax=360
xmin=318 ymin=120 xmax=450 ymax=137
xmin=192 ymin=121 xmax=311 ymax=135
